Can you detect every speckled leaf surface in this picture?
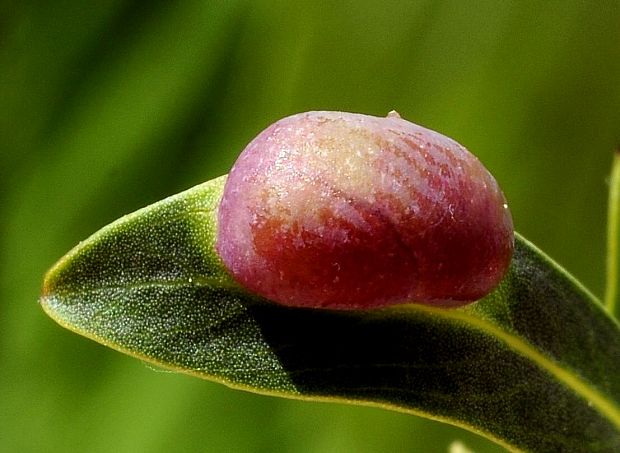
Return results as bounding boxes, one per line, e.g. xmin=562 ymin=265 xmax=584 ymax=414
xmin=41 ymin=176 xmax=620 ymax=452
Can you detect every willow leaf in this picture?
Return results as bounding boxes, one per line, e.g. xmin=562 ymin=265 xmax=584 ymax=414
xmin=606 ymin=149 xmax=620 ymax=317
xmin=41 ymin=175 xmax=620 ymax=452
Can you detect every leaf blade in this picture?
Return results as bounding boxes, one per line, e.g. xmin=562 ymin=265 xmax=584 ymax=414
xmin=606 ymin=149 xmax=620 ymax=317
xmin=41 ymin=175 xmax=620 ymax=452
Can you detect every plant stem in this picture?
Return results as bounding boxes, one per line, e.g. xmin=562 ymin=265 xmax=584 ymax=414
xmin=606 ymin=148 xmax=620 ymax=317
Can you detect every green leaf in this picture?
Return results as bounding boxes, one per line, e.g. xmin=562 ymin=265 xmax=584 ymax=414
xmin=606 ymin=149 xmax=620 ymax=317
xmin=41 ymin=175 xmax=620 ymax=452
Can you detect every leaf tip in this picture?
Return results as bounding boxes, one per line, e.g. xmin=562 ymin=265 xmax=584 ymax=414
xmin=40 ymin=253 xmax=65 ymax=302
xmin=40 ymin=267 xmax=55 ymax=301
xmin=39 ymin=264 xmax=62 ymax=323
xmin=38 ymin=244 xmax=78 ymax=321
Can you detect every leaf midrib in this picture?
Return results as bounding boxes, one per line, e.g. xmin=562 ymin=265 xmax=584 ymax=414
xmin=42 ymin=274 xmax=241 ymax=298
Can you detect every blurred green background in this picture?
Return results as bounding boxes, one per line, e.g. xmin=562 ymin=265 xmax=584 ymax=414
xmin=2 ymin=1 xmax=619 ymax=452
